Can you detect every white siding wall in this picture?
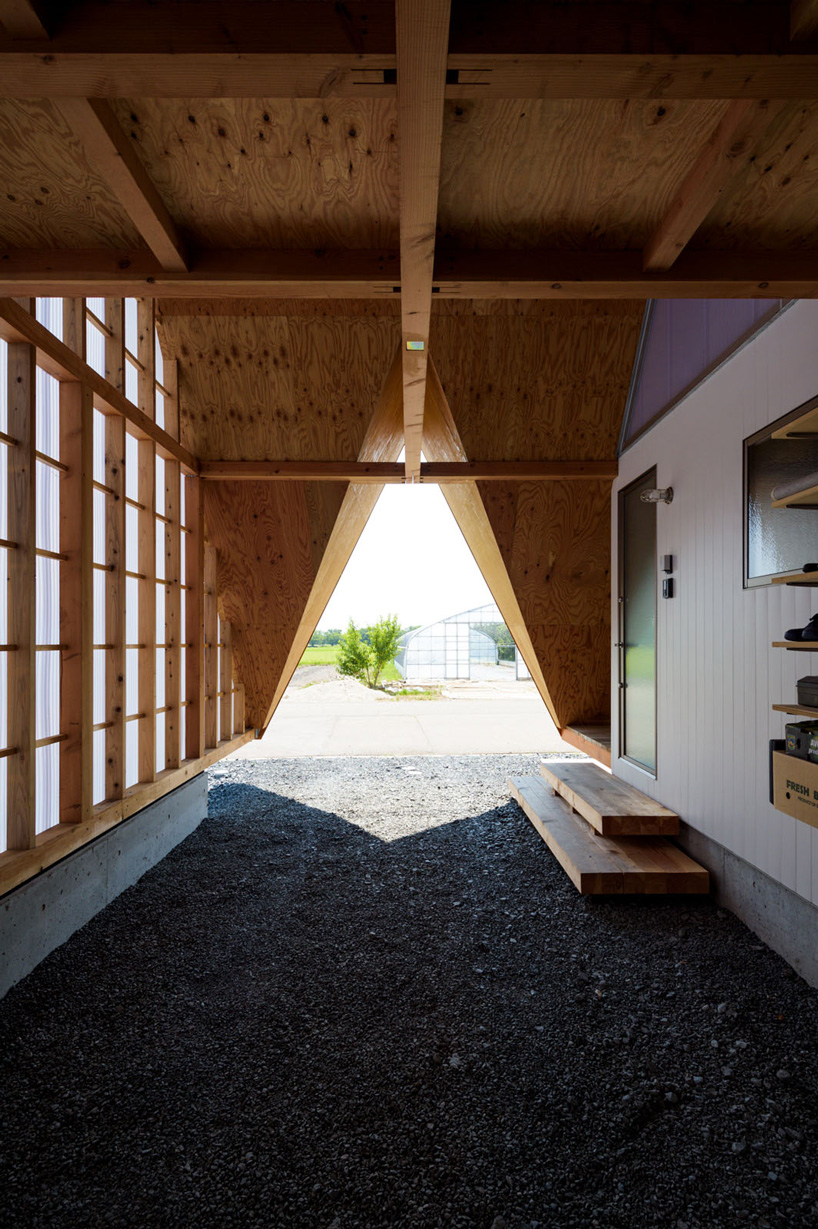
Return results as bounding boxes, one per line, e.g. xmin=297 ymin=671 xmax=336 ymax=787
xmin=612 ymin=300 xmax=818 ymax=907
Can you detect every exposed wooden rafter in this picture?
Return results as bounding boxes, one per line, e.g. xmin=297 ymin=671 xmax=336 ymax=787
xmin=0 ymin=0 xmax=48 ymax=37
xmin=54 ymin=99 xmax=189 ymax=272
xmin=643 ymin=98 xmax=784 ymax=272
xmin=2 ymin=248 xmax=816 ymax=300
xmin=396 ymin=0 xmax=451 ymax=480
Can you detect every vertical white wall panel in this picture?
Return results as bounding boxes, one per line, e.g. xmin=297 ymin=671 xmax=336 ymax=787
xmin=613 ymin=301 xmax=818 ymax=908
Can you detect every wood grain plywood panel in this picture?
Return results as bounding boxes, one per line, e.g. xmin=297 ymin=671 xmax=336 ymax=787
xmin=0 ymin=99 xmax=142 ymax=248
xmin=158 ymin=311 xmax=400 ymax=460
xmin=109 ymin=98 xmax=399 ymax=250
xmin=204 ymin=479 xmax=346 ymax=728
xmin=438 ymin=98 xmax=725 ymax=251
xmin=479 ymin=480 xmax=612 ymax=727
xmin=696 ymin=102 xmax=818 ymax=252
xmin=430 ymin=301 xmax=643 ymax=461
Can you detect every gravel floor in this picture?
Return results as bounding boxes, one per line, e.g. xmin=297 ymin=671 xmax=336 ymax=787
xmin=1 ymin=755 xmax=817 ymax=1229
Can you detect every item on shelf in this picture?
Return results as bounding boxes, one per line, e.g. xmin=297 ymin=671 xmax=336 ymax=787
xmin=796 ymin=675 xmax=818 ymax=708
xmin=772 ymin=471 xmax=818 ymax=502
xmin=784 ymin=613 xmax=818 ymax=642
xmin=785 ymin=721 xmax=818 ymax=760
xmin=804 ymin=563 xmax=818 ymax=573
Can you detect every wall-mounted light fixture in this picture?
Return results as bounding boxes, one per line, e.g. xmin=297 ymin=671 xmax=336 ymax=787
xmin=640 ymin=486 xmax=674 ymax=504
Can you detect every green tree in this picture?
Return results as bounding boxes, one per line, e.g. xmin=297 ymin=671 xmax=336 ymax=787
xmin=337 ymin=614 xmax=402 ymax=689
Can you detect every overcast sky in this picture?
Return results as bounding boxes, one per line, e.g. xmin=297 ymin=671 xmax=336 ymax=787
xmin=318 ymin=483 xmax=494 ymax=630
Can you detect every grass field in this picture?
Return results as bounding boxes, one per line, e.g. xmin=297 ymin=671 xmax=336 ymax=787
xmin=299 ymin=644 xmax=401 ymax=682
xmin=299 ymin=645 xmax=340 ymax=665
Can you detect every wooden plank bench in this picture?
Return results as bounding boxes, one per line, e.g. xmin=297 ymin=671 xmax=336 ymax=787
xmin=509 ymin=776 xmax=709 ymax=896
xmin=539 ymin=759 xmax=679 ymax=837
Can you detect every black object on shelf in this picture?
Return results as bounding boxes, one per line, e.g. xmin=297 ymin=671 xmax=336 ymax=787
xmin=796 ymin=676 xmax=818 ymax=707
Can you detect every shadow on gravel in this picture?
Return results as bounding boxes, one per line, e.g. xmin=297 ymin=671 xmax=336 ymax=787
xmin=0 ymin=770 xmax=817 ymax=1229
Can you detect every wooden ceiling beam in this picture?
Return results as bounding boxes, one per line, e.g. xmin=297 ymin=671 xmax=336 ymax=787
xmin=445 ymin=56 xmax=818 ymax=100
xmin=3 ymin=52 xmax=818 ymax=99
xmin=643 ymin=98 xmax=784 ymax=272
xmin=3 ymin=248 xmax=818 ymax=299
xmin=54 ymin=99 xmax=188 ymax=273
xmin=396 ymin=0 xmax=451 ymax=481
xmin=433 ymin=250 xmax=818 ymax=299
xmin=0 ymin=0 xmax=48 ymax=38
xmin=198 ymin=460 xmax=618 ymax=482
xmin=791 ymin=0 xmax=818 ymax=40
xmin=0 ymin=249 xmax=399 ymax=298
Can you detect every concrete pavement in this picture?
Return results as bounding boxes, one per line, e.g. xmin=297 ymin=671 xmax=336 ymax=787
xmin=232 ymin=675 xmax=570 ymax=758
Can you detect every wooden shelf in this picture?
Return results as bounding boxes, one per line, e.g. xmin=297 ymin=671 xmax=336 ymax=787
xmin=773 ymin=703 xmax=818 ymax=717
xmin=772 ymin=641 xmax=818 ymax=650
xmin=771 ymin=572 xmax=818 ymax=587
xmin=771 ymin=481 xmax=818 ymax=509
xmin=772 ymin=404 xmax=818 ymax=440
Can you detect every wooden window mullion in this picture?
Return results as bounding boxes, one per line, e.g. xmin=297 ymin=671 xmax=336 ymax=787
xmin=220 ymin=620 xmax=233 ymax=744
xmin=203 ymin=543 xmax=218 ymax=750
xmin=137 ymin=438 xmax=156 ymax=782
xmin=7 ymin=343 xmax=36 ymax=849
xmin=104 ymin=415 xmax=125 ymax=800
xmin=234 ymin=683 xmax=246 ymax=736
xmin=62 ymin=298 xmax=86 ymax=361
xmin=184 ymin=475 xmax=205 ymax=761
xmin=59 ymin=380 xmax=93 ymax=823
xmin=164 ymin=460 xmax=181 ymax=770
xmin=104 ymin=300 xmax=125 ymax=393
xmin=136 ymin=299 xmax=156 ymax=420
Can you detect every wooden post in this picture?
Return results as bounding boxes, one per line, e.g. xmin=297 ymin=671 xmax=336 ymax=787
xmin=220 ymin=619 xmax=233 ymax=743
xmin=104 ymin=299 xmax=125 ymax=392
xmin=185 ymin=475 xmax=205 ymax=761
xmin=104 ymin=414 xmax=126 ymax=799
xmin=203 ymin=543 xmax=218 ymax=750
xmin=164 ymin=459 xmax=181 ymax=769
xmin=163 ymin=356 xmax=179 ymax=440
xmin=62 ymin=298 xmax=86 ymax=361
xmin=136 ymin=299 xmax=156 ymax=420
xmin=6 ymin=342 xmax=36 ymax=849
xmin=137 ymin=437 xmax=156 ymax=782
xmin=234 ymin=683 xmax=246 ymax=735
xmin=59 ymin=380 xmax=94 ymax=823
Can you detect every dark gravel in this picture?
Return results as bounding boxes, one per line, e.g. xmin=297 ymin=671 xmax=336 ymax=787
xmin=1 ymin=754 xmax=817 ymax=1229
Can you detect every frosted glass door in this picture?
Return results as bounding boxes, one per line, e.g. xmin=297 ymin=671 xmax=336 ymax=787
xmin=620 ymin=469 xmax=657 ymax=773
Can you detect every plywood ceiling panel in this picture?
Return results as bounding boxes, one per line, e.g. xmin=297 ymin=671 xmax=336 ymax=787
xmin=0 ymin=99 xmax=143 ymax=248
xmin=695 ymin=102 xmax=818 ymax=252
xmin=437 ymin=98 xmax=726 ymax=250
xmin=159 ymin=311 xmax=401 ymax=460
xmin=429 ymin=301 xmax=643 ymax=461
xmin=110 ymin=98 xmax=399 ymax=249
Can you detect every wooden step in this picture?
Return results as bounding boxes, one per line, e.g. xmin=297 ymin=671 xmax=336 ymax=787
xmin=509 ymin=777 xmax=709 ymax=896
xmin=539 ymin=759 xmax=679 ymax=837
xmin=560 ymin=724 xmax=612 ymax=768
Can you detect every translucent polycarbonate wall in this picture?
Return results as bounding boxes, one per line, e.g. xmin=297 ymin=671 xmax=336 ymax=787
xmin=395 ymin=602 xmax=524 ymax=682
